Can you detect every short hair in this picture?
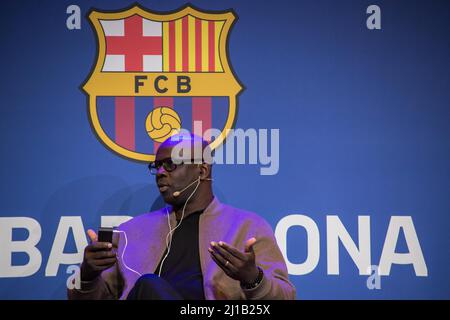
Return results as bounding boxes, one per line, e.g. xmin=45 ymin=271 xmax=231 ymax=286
xmin=159 ymin=133 xmax=213 ymax=164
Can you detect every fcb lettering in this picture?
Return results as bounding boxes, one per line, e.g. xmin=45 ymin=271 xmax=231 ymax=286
xmin=134 ymin=75 xmax=192 ymax=94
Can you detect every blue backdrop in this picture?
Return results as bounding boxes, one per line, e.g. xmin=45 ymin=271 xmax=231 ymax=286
xmin=0 ymin=0 xmax=449 ymax=299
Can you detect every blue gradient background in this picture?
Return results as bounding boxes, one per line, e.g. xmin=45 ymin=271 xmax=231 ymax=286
xmin=0 ymin=0 xmax=449 ymax=299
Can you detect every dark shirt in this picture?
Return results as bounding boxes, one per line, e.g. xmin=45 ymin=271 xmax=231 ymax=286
xmin=155 ymin=210 xmax=205 ymax=300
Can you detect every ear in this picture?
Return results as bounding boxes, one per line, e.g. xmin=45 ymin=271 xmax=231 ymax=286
xmin=198 ymin=163 xmax=211 ymax=180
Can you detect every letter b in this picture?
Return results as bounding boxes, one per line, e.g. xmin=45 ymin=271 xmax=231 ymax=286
xmin=0 ymin=217 xmax=42 ymax=277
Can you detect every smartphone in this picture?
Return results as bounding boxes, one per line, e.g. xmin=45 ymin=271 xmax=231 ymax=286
xmin=98 ymin=227 xmax=113 ymax=243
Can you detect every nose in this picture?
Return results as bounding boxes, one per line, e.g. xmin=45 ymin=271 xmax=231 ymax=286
xmin=156 ymin=166 xmax=168 ymax=178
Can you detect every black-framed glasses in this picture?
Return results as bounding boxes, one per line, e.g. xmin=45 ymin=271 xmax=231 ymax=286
xmin=148 ymin=157 xmax=205 ymax=175
xmin=148 ymin=158 xmax=179 ymax=175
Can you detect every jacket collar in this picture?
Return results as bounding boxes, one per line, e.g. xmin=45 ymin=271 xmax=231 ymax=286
xmin=165 ymin=196 xmax=221 ymax=225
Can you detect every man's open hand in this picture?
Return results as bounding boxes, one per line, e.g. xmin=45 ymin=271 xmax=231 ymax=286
xmin=208 ymin=237 xmax=259 ymax=285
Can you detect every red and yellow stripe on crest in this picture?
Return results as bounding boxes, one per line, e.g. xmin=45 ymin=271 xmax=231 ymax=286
xmin=162 ymin=16 xmax=224 ymax=72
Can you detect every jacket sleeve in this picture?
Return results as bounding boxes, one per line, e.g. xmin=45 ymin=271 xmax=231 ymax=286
xmin=67 ymin=262 xmax=124 ymax=300
xmin=242 ymin=218 xmax=296 ymax=300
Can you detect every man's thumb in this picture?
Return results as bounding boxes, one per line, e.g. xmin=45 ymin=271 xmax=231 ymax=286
xmin=87 ymin=229 xmax=98 ymax=243
xmin=245 ymin=237 xmax=257 ymax=253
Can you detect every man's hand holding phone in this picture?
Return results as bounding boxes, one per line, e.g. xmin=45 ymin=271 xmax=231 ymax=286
xmin=80 ymin=229 xmax=117 ymax=282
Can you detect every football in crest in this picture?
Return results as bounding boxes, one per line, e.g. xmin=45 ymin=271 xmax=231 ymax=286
xmin=145 ymin=106 xmax=181 ymax=142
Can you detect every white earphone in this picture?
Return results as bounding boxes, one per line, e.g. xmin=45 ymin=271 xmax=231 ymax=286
xmin=157 ymin=176 xmax=202 ymax=276
xmin=116 ymin=172 xmax=213 ymax=278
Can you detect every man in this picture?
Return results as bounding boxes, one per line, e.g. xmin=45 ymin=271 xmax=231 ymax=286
xmin=68 ymin=134 xmax=296 ymax=300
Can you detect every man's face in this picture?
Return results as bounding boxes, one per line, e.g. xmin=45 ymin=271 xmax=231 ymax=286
xmin=154 ymin=144 xmax=200 ymax=206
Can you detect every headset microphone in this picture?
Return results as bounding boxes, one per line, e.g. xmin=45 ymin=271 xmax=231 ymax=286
xmin=172 ymin=177 xmax=213 ymax=197
xmin=173 ymin=178 xmax=200 ymax=197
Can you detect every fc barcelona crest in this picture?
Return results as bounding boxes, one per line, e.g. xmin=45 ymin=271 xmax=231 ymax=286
xmin=82 ymin=4 xmax=243 ymax=161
